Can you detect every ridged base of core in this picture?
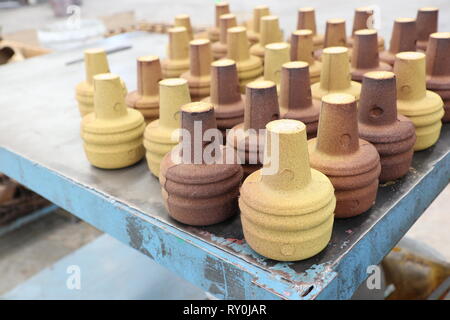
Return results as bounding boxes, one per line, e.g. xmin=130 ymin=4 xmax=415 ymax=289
xmin=334 ymin=177 xmax=379 ymax=218
xmin=212 ymin=42 xmax=227 ymax=60
xmin=309 ymin=62 xmax=321 ymax=84
xmin=236 ymin=58 xmax=263 ymax=92
xmin=247 ymin=30 xmax=260 ymax=46
xmin=444 ymin=101 xmax=450 ymax=122
xmin=84 ymin=138 xmax=145 ymax=169
xmin=208 ymin=28 xmax=220 ymax=43
xmin=161 ymin=60 xmax=190 ymax=78
xmin=308 ymin=138 xmax=381 ymax=218
xmin=189 ymin=87 xmax=211 ymax=102
xmin=239 ymin=169 xmax=335 ymax=261
xmin=81 ymin=108 xmax=145 ymax=169
xmin=312 ymin=34 xmax=324 ymax=50
xmin=311 ymin=82 xmax=361 ymax=102
xmin=160 ymin=151 xmax=243 ymax=226
xmin=125 ymin=91 xmax=159 ymax=124
xmin=379 ymin=148 xmax=414 ymax=182
xmin=77 ymin=100 xmax=93 ymax=117
xmin=351 ymin=62 xmax=393 ymax=82
xmin=76 ymin=81 xmax=94 ymax=116
xmin=143 ymin=123 xmax=180 ymax=177
xmin=249 ymin=44 xmax=266 ymax=60
xmin=379 ymin=50 xmax=403 ymax=66
xmin=432 ymin=90 xmax=450 ymax=122
xmin=144 ymin=143 xmax=177 ymax=177
xmin=397 ymin=94 xmax=444 ymax=151
xmin=416 ymin=40 xmax=429 ymax=52
xmin=413 ymin=120 xmax=443 ymax=151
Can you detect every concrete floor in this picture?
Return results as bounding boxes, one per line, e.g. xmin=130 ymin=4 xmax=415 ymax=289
xmin=0 ymin=209 xmax=102 ymax=295
xmin=0 ymin=0 xmax=449 ymax=297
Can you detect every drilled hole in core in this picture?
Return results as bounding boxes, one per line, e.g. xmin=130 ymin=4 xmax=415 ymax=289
xmin=340 ymin=134 xmax=351 ymax=147
xmin=302 ymin=285 xmax=314 ymax=297
xmin=369 ymin=107 xmax=384 ymax=118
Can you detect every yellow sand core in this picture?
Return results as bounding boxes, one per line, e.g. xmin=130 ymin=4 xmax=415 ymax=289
xmin=420 ymin=7 xmax=438 ymax=12
xmin=262 ymin=15 xmax=277 ymax=22
xmin=217 ymin=2 xmax=228 ymax=8
xmin=175 ymin=14 xmax=189 ymax=20
xmin=293 ymin=29 xmax=313 ymax=36
xmin=168 ymin=26 xmax=187 ymax=34
xmin=220 ymin=13 xmax=235 ymax=20
xmin=94 ymin=73 xmax=117 ymax=81
xmin=396 ymin=17 xmax=415 ymax=23
xmin=191 ymin=39 xmax=209 ymax=45
xmin=323 ymin=46 xmax=348 ymax=54
xmin=431 ymin=32 xmax=450 ymax=39
xmin=138 ymin=55 xmax=159 ymax=62
xmin=247 ymin=80 xmax=275 ymax=89
xmin=365 ymin=71 xmax=395 ymax=80
xmin=228 ymin=26 xmax=245 ymax=33
xmin=396 ymin=51 xmax=425 ymax=60
xmin=267 ymin=119 xmax=305 ymax=134
xmin=160 ymin=78 xmax=187 ymax=87
xmin=85 ymin=48 xmax=104 ymax=55
xmin=283 ymin=61 xmax=309 ymax=69
xmin=299 ymin=7 xmax=314 ymax=12
xmin=212 ymin=59 xmax=234 ymax=67
xmin=327 ymin=18 xmax=345 ymax=24
xmin=256 ymin=4 xmax=269 ymax=10
xmin=182 ymin=102 xmax=212 ymax=113
xmin=323 ymin=93 xmax=356 ymax=105
xmin=266 ymin=42 xmax=289 ymax=50
xmin=355 ymin=29 xmax=377 ymax=36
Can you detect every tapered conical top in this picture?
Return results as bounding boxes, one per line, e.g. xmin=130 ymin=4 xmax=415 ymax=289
xmin=174 ymin=14 xmax=193 ymax=40
xmin=290 ymin=29 xmax=314 ymax=64
xmin=263 ymin=42 xmax=290 ymax=86
xmin=261 ymin=120 xmax=312 ymax=190
xmin=416 ymin=7 xmax=438 ymax=49
xmin=93 ymin=73 xmax=127 ymax=120
xmin=252 ymin=5 xmax=270 ymax=33
xmin=351 ymin=7 xmax=374 ymax=34
xmin=395 ymin=52 xmax=427 ymax=101
xmin=359 ymin=71 xmax=398 ymax=126
xmin=244 ymin=81 xmax=279 ymax=130
xmin=259 ymin=15 xmax=283 ymax=47
xmin=167 ymin=26 xmax=190 ymax=61
xmin=388 ymin=18 xmax=417 ymax=54
xmin=324 ymin=19 xmax=347 ymax=48
xmin=316 ymin=93 xmax=360 ymax=155
xmin=352 ymin=29 xmax=380 ymax=69
xmin=426 ymin=32 xmax=450 ymax=81
xmin=84 ymin=48 xmax=110 ymax=85
xmin=227 ymin=26 xmax=251 ymax=62
xmin=214 ymin=2 xmax=230 ymax=29
xmin=209 ymin=59 xmax=241 ymax=105
xmin=159 ymin=78 xmax=191 ymax=129
xmin=136 ymin=55 xmax=161 ymax=97
xmin=180 ymin=102 xmax=218 ymax=164
xmin=320 ymin=47 xmax=351 ymax=91
xmin=218 ymin=13 xmax=237 ymax=45
xmin=297 ymin=7 xmax=318 ymax=35
xmin=280 ymin=61 xmax=313 ymax=113
xmin=188 ymin=39 xmax=212 ymax=77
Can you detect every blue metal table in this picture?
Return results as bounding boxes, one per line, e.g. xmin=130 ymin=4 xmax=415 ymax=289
xmin=0 ymin=32 xmax=449 ymax=299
